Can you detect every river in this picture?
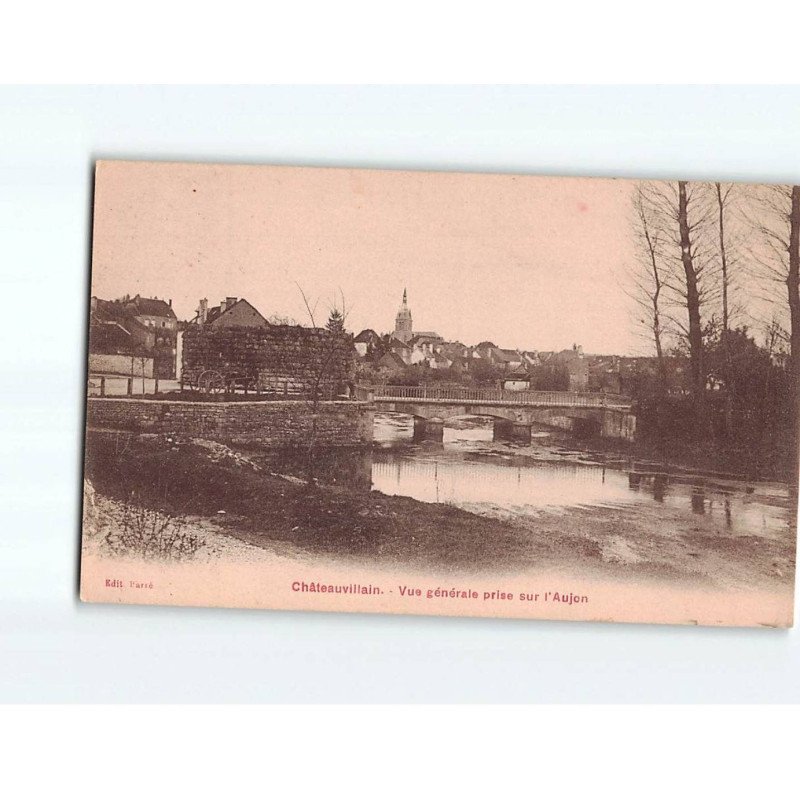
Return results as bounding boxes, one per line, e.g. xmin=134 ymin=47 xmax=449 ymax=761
xmin=371 ymin=413 xmax=794 ymax=538
xmin=260 ymin=412 xmax=795 ymax=541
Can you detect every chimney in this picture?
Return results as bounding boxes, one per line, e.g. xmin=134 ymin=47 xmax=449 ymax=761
xmin=224 ymin=296 xmax=237 ymax=311
xmin=168 ymin=298 xmax=172 ymax=307
xmin=198 ymin=298 xmax=208 ymax=324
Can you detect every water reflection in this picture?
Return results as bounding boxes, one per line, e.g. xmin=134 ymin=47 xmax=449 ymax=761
xmin=255 ymin=413 xmax=793 ymax=539
xmin=258 ymin=446 xmax=373 ymax=492
xmin=368 ymin=412 xmax=793 ymax=536
xmin=691 ymin=486 xmax=706 ymax=515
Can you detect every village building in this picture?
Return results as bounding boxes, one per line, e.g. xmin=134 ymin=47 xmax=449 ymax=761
xmin=393 ymin=289 xmax=441 ymax=345
xmin=427 ymin=352 xmax=452 ymax=370
xmin=90 ymin=297 xmax=153 ymax=349
xmin=353 ymin=329 xmax=381 ymax=357
xmin=376 ymin=351 xmax=407 ymax=374
xmin=473 ymin=341 xmax=498 ymax=362
xmin=552 ymin=344 xmax=589 ymax=391
xmin=449 ymin=355 xmax=472 ymax=374
xmin=490 ymin=347 xmax=524 ymax=371
xmin=389 ymin=338 xmax=413 ymax=365
xmin=411 ymin=331 xmax=444 ymax=345
xmin=588 ymin=355 xmax=624 ymax=394
xmin=355 ymin=289 xmax=613 ymax=392
xmin=502 ymin=368 xmax=532 ymax=391
xmin=116 ymin=294 xmax=178 ymax=378
xmin=89 ymin=297 xmax=165 ymax=378
xmin=438 ymin=342 xmax=470 ymax=361
xmin=191 ymin=297 xmax=269 ymax=329
xmin=394 ymin=288 xmax=414 ymax=343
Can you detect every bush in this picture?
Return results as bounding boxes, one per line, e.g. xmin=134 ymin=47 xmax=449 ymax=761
xmin=105 ymin=495 xmax=204 ymax=560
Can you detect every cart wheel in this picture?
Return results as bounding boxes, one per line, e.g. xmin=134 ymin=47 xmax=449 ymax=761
xmin=199 ymin=369 xmax=225 ymax=394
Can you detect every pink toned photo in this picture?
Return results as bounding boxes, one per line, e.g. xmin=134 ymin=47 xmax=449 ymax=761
xmin=80 ymin=160 xmax=798 ymax=627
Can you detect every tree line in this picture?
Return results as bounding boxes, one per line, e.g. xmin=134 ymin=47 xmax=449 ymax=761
xmin=628 ymin=179 xmax=800 ymax=476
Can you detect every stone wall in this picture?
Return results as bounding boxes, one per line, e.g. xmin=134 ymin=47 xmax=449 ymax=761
xmin=181 ymin=325 xmax=355 ymax=393
xmin=86 ymin=397 xmax=374 ymax=448
xmin=88 ymin=353 xmax=154 ymax=378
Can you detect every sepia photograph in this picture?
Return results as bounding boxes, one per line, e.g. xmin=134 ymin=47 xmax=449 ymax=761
xmin=80 ymin=159 xmax=798 ymax=627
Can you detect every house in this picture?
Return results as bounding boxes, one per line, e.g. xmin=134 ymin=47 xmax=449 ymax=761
xmin=471 ymin=342 xmax=523 ymax=369
xmin=120 ymin=294 xmax=177 ymax=330
xmin=428 ymin=352 xmax=452 ymax=370
xmin=438 ymin=342 xmax=470 ymax=361
xmin=412 ymin=331 xmax=443 ymax=345
xmin=449 ymin=355 xmax=472 ymax=374
xmin=502 ymin=369 xmax=531 ymax=391
xmin=377 ymin=351 xmax=407 ymax=375
xmin=191 ymin=297 xmax=270 ymax=329
xmin=552 ymin=345 xmax=588 ymax=391
xmin=88 ymin=297 xmax=156 ymax=377
xmin=472 ymin=341 xmax=497 ymax=362
xmin=386 ymin=337 xmax=413 ymax=365
xmin=409 ymin=337 xmax=433 ymax=364
xmin=91 ymin=298 xmax=153 ymax=350
xmin=491 ymin=348 xmax=524 ymax=371
xmin=520 ymin=351 xmax=540 ymax=368
xmin=117 ymin=294 xmax=178 ymax=378
xmin=354 ymin=329 xmax=381 ymax=358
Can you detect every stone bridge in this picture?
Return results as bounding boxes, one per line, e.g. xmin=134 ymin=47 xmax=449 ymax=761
xmin=361 ymin=386 xmax=636 ymax=442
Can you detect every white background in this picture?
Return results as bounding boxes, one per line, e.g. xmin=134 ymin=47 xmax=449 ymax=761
xmin=2 ymin=85 xmax=799 ymax=703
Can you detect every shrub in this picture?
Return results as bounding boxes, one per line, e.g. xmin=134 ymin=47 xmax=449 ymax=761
xmin=105 ymin=495 xmax=204 ymax=560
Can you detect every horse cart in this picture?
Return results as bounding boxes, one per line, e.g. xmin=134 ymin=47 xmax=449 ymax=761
xmin=181 ymin=368 xmax=259 ymax=396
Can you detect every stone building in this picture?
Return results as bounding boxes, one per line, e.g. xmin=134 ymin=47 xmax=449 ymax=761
xmin=89 ymin=296 xmax=166 ymax=377
xmin=394 ymin=288 xmax=413 ymax=343
xmin=553 ymin=344 xmax=589 ymax=391
xmin=117 ymin=294 xmax=178 ymax=378
xmin=353 ymin=328 xmax=381 ymax=357
xmin=191 ymin=297 xmax=269 ymax=329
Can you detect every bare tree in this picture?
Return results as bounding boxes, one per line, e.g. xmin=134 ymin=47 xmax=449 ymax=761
xmin=715 ymin=182 xmax=735 ymax=333
xmin=640 ymin=180 xmax=717 ymax=403
xmin=744 ymin=184 xmax=800 ymax=396
xmin=627 ymin=183 xmax=669 ymax=388
xmin=677 ymin=180 xmax=707 ymax=400
xmin=267 ymin=313 xmax=299 ymax=326
xmin=713 ymin=182 xmax=735 ymax=431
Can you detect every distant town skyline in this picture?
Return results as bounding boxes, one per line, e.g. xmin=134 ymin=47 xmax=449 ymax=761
xmin=91 ymin=161 xmax=654 ymax=355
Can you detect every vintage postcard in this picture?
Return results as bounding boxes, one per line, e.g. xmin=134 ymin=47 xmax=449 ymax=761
xmin=80 ymin=160 xmax=798 ymax=627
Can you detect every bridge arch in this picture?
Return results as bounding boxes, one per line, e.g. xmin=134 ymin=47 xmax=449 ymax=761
xmin=368 ymin=386 xmax=636 ymax=442
xmin=378 ymin=401 xmax=521 ymax=424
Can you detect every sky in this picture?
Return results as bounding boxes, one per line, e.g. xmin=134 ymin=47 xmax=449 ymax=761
xmin=91 ymin=160 xmax=646 ymax=355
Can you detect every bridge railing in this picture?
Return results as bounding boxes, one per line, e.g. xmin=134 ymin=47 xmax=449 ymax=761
xmin=364 ymin=384 xmax=632 ymax=408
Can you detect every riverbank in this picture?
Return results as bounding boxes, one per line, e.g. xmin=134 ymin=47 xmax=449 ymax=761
xmin=576 ymin=429 xmax=798 ymax=484
xmin=83 ymin=431 xmax=796 ymax=593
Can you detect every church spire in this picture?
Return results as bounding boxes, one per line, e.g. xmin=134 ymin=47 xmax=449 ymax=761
xmin=394 ymin=287 xmax=413 ymax=343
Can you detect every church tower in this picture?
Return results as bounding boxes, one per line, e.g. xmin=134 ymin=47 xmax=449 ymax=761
xmin=394 ymin=288 xmax=413 ymax=343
